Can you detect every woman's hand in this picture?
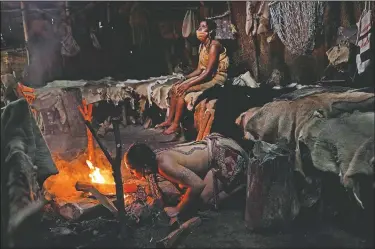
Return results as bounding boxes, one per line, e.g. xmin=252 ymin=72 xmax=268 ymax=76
xmin=164 ymin=206 xmax=179 ymax=218
xmin=171 ymin=80 xmax=184 ymax=94
xmin=176 ymin=83 xmax=190 ymax=96
xmin=173 ymin=80 xmax=184 ymax=86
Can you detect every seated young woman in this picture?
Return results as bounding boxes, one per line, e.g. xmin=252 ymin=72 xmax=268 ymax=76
xmin=156 ymin=19 xmax=229 ymax=135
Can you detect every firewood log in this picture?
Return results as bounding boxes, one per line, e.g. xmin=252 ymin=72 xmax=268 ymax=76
xmin=75 ymin=181 xmax=118 ymax=217
xmin=54 ymin=198 xmax=101 ymax=220
xmin=75 ymin=181 xmax=116 ymax=196
xmin=156 ymin=217 xmax=202 ymax=248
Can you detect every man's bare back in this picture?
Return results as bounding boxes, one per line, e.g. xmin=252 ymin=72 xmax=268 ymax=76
xmin=157 ymin=143 xmax=210 ymax=178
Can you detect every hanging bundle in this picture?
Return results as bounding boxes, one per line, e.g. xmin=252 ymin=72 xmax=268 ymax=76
xmin=60 ymin=22 xmax=81 ymax=57
xmin=206 ymin=2 xmax=237 ymax=40
xmin=326 ymin=42 xmax=350 ymax=67
xmin=269 ymin=1 xmax=325 ymax=55
xmin=356 ymin=1 xmax=372 ymax=75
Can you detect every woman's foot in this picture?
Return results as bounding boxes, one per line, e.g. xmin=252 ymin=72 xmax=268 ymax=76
xmin=163 ymin=123 xmax=180 ymax=135
xmin=155 ymin=120 xmax=172 ymax=129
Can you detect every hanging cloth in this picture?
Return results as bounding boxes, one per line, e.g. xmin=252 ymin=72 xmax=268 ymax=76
xmin=206 ymin=2 xmax=237 ymax=40
xmin=182 ymin=10 xmax=198 ymax=38
xmin=356 ymin=2 xmax=372 ymax=75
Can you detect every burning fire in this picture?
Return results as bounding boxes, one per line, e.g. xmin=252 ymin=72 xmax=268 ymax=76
xmin=43 ymin=148 xmax=137 ymax=202
xmin=86 ymin=160 xmax=106 ymax=184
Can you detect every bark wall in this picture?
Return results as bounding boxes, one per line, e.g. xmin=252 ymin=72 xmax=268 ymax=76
xmin=230 ymin=1 xmax=374 ymax=84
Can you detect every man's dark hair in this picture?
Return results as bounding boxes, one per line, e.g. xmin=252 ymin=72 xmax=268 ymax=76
xmin=125 ymin=143 xmax=158 ymax=175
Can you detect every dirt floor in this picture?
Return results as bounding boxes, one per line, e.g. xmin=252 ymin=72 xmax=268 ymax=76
xmin=35 ymin=125 xmax=372 ymax=248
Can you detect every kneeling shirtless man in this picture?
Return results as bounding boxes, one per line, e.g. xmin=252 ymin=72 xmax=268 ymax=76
xmin=123 ymin=133 xmax=249 ymax=218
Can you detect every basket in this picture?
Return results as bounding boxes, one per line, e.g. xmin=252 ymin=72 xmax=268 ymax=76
xmin=1 ymin=48 xmax=28 ymax=77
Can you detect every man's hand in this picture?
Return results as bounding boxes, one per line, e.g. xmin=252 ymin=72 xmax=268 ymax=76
xmin=176 ymin=83 xmax=190 ymax=96
xmin=164 ymin=206 xmax=179 ymax=218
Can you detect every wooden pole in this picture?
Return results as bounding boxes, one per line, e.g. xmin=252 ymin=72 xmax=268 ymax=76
xmin=20 ymin=1 xmax=30 ymax=65
xmin=111 ymin=118 xmax=128 ymax=240
xmin=253 ymin=35 xmax=260 ymax=82
xmin=65 ymin=1 xmax=70 ymax=17
xmin=107 ymin=2 xmax=111 ymax=24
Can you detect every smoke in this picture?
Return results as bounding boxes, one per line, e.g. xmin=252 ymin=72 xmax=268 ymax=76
xmin=24 ymin=14 xmax=62 ymax=87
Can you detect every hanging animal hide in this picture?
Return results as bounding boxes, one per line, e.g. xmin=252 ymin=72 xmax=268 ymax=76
xmin=246 ymin=2 xmax=256 ymax=36
xmin=1 ymin=99 xmax=58 ymax=247
xmin=245 ymin=1 xmax=270 ymax=37
xmin=182 ymin=10 xmax=198 ymax=38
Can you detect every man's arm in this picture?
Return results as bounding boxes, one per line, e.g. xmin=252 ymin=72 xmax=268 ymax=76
xmin=157 ymin=155 xmax=205 ymax=215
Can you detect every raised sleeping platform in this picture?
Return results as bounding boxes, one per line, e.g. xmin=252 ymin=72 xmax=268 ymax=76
xmin=16 ymin=74 xmax=215 ymax=147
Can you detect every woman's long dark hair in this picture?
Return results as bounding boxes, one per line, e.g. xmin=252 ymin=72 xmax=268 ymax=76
xmin=202 ymin=18 xmax=217 ymax=40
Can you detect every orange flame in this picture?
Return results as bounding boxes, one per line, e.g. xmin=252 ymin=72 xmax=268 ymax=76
xmin=86 ymin=160 xmax=107 ymax=184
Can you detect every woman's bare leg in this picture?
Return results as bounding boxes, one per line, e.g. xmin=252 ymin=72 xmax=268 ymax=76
xmin=163 ymin=95 xmax=185 ymax=134
xmin=156 ymin=89 xmax=177 ymax=128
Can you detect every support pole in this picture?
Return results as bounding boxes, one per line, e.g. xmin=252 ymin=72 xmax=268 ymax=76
xmin=112 ymin=117 xmax=128 ymax=239
xmin=20 ymin=1 xmax=30 ymax=65
xmin=253 ymin=35 xmax=260 ymax=82
xmin=79 ymin=108 xmax=129 ymax=240
xmin=78 ymin=100 xmax=94 ymax=162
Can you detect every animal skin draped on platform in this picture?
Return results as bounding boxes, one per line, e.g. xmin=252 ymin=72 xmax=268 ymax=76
xmin=36 ymin=74 xmax=184 ymax=109
xmin=1 ymin=99 xmax=58 ymax=247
